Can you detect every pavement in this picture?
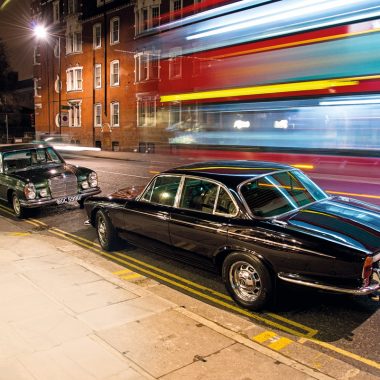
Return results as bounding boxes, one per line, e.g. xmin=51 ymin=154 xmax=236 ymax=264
xmin=0 ymin=212 xmax=378 ymax=379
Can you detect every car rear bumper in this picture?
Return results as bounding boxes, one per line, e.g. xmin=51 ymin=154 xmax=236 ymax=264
xmin=278 ymin=268 xmax=380 ymax=295
xmin=19 ymin=188 xmax=101 ymax=208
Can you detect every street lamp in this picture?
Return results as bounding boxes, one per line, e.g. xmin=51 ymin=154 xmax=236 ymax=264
xmin=33 ymin=24 xmax=62 ymax=135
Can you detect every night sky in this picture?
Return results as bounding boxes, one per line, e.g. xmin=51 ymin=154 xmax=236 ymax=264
xmin=0 ymin=0 xmax=33 ymax=80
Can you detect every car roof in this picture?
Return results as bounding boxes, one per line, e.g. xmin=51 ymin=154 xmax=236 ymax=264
xmin=0 ymin=143 xmax=49 ymax=153
xmin=164 ymin=160 xmax=294 ymax=187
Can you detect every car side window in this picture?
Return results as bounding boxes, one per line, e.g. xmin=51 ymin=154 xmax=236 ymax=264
xmin=215 ymin=187 xmax=237 ymax=215
xmin=179 ymin=178 xmax=218 ymax=214
xmin=144 ymin=176 xmax=181 ymax=206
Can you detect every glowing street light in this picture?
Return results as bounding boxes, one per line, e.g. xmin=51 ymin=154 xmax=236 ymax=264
xmin=33 ymin=24 xmax=48 ymax=40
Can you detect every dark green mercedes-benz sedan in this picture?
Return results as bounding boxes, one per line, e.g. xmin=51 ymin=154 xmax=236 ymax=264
xmin=0 ymin=143 xmax=101 ymax=217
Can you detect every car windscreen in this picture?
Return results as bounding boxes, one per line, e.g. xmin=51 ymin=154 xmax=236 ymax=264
xmin=240 ymin=170 xmax=328 ymax=218
xmin=3 ymin=147 xmax=63 ymax=173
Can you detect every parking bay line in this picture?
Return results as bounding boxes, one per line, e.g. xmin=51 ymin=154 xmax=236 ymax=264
xmin=9 ymin=214 xmax=380 ymax=371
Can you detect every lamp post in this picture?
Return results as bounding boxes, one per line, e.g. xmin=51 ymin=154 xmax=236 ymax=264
xmin=33 ymin=24 xmax=62 ymax=135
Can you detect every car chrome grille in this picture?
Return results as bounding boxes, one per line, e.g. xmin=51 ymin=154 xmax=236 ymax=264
xmin=48 ymin=174 xmax=78 ymax=198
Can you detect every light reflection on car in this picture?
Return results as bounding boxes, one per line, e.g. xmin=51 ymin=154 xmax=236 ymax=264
xmin=84 ymin=161 xmax=380 ymax=310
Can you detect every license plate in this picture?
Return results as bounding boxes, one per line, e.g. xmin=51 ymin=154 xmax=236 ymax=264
xmin=56 ymin=194 xmax=81 ymax=205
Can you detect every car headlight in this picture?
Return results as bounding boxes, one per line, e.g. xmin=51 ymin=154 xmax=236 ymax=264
xmin=39 ymin=188 xmax=49 ymax=197
xmin=81 ymin=181 xmax=89 ymax=189
xmin=24 ymin=183 xmax=36 ymax=200
xmin=88 ymin=172 xmax=98 ymax=188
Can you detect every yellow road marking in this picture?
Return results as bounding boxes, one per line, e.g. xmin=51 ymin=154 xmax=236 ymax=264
xmin=7 ymin=232 xmax=31 ymax=237
xmin=47 ymin=227 xmax=311 ymax=337
xmin=253 ymin=331 xmax=277 ymax=343
xmin=292 ymin=164 xmax=314 ymax=170
xmin=121 ymin=273 xmax=143 ymax=280
xmin=149 ymin=170 xmax=160 ymax=174
xmin=299 ymin=337 xmax=380 ymax=370
xmin=113 ymin=269 xmax=135 ymax=275
xmin=268 ymin=337 xmax=293 ymax=351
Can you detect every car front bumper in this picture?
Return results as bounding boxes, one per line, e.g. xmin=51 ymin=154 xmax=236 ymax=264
xmin=19 ymin=187 xmax=101 ymax=208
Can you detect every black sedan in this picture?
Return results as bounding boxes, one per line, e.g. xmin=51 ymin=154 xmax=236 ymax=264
xmin=0 ymin=143 xmax=101 ymax=217
xmin=84 ymin=161 xmax=380 ymax=310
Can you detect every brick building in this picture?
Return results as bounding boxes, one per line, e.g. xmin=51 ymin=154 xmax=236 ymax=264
xmin=31 ymin=0 xmax=235 ymax=151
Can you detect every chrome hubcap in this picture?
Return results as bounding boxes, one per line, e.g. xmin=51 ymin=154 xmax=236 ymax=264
xmin=97 ymin=217 xmax=107 ymax=245
xmin=229 ymin=261 xmax=262 ymax=302
xmin=13 ymin=196 xmax=20 ymax=216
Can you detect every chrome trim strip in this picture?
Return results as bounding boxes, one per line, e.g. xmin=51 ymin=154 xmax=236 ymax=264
xmin=170 ymin=217 xmax=226 ymax=233
xmin=228 ymin=230 xmax=335 ymax=258
xmin=278 ymin=272 xmax=380 ymax=295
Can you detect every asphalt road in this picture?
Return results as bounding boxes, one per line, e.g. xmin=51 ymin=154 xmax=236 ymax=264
xmin=0 ymin=154 xmax=379 ymax=376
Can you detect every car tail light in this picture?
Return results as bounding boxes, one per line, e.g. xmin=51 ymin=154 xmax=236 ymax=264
xmin=362 ymin=256 xmax=373 ymax=285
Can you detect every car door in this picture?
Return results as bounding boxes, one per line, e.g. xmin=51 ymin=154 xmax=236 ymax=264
xmin=0 ymin=153 xmax=12 ymax=201
xmin=119 ymin=175 xmax=182 ymax=252
xmin=169 ymin=176 xmax=238 ymax=261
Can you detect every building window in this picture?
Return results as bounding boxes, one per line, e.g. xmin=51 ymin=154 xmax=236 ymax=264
xmin=111 ymin=102 xmax=119 ymax=127
xmin=94 ymin=103 xmax=102 ymax=127
xmin=66 ymin=67 xmax=83 ymax=91
xmin=94 ymin=64 xmax=101 ymax=88
xmin=152 ymin=6 xmax=160 ymax=28
xmin=34 ymin=78 xmax=41 ymax=97
xmin=169 ymin=48 xmax=182 ymax=79
xmin=110 ymin=17 xmax=120 ymax=44
xmin=110 ymin=60 xmax=119 ymax=86
xmin=68 ymin=0 xmax=76 ymax=14
xmin=135 ymin=52 xmax=160 ymax=82
xmin=169 ymin=102 xmax=181 ymax=127
xmin=93 ymin=23 xmax=101 ymax=49
xmin=68 ymin=100 xmax=81 ymax=127
xmin=96 ymin=0 xmax=104 ymax=6
xmin=53 ymin=1 xmax=60 ymax=23
xmin=66 ymin=32 xmax=82 ymax=54
xmin=33 ymin=46 xmax=40 ymax=65
xmin=137 ymin=98 xmax=156 ymax=127
xmin=171 ymin=0 xmax=182 ymax=20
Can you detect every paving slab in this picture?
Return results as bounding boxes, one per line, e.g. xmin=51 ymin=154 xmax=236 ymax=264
xmin=98 ymin=309 xmax=234 ymax=378
xmin=79 ymin=294 xmax=173 ymax=331
xmin=161 ymin=342 xmax=314 ymax=380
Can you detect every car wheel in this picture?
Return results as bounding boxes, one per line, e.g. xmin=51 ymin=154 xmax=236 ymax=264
xmin=222 ymin=252 xmax=273 ymax=310
xmin=96 ymin=210 xmax=119 ymax=251
xmin=12 ymin=193 xmax=27 ymax=218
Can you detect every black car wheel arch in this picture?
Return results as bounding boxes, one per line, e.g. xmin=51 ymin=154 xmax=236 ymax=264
xmin=96 ymin=209 xmax=120 ymax=251
xmin=222 ymin=251 xmax=273 ymax=310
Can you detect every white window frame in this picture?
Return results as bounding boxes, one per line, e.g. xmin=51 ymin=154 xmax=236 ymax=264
xmin=33 ymin=46 xmax=40 ymax=65
xmin=34 ymin=78 xmax=41 ymax=97
xmin=68 ymin=0 xmax=76 ymax=14
xmin=135 ymin=51 xmax=160 ymax=82
xmin=137 ymin=97 xmax=157 ymax=127
xmin=53 ymin=1 xmax=60 ymax=23
xmin=110 ymin=60 xmax=119 ymax=86
xmin=94 ymin=103 xmax=102 ymax=127
xmin=111 ymin=102 xmax=120 ymax=127
xmin=93 ymin=23 xmax=101 ymax=49
xmin=94 ymin=64 xmax=102 ymax=89
xmin=169 ymin=47 xmax=182 ymax=79
xmin=66 ymin=67 xmax=83 ymax=91
xmin=170 ymin=0 xmax=182 ymax=20
xmin=110 ymin=17 xmax=120 ymax=45
xmin=66 ymin=32 xmax=82 ymax=54
xmin=68 ymin=100 xmax=82 ymax=127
